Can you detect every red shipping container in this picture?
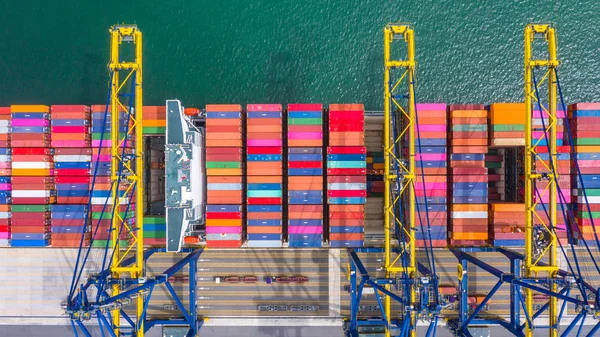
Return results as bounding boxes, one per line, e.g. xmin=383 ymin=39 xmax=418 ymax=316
xmin=288 ymin=161 xmax=321 ymax=169
xmin=329 ymin=124 xmax=365 ymax=132
xmin=12 ymin=148 xmax=52 ymax=155
xmin=327 ymin=168 xmax=366 ymax=175
xmin=51 ymin=105 xmax=90 ymax=112
xmin=0 ymin=225 xmax=10 ymax=232
xmin=329 ymin=111 xmax=364 ymax=120
xmin=12 ymin=197 xmax=53 ymax=204
xmin=247 ymin=197 xmax=282 ymax=205
xmin=206 ymin=212 xmax=241 ymax=219
xmin=12 ymin=212 xmax=49 ymax=221
xmin=329 ymin=219 xmax=365 ymax=226
xmin=56 ymin=176 xmax=91 ymax=184
xmin=246 ymin=147 xmax=282 ymax=155
xmin=327 ymin=190 xmax=366 ymax=198
xmin=288 ymin=104 xmax=322 ymax=111
xmin=327 ymin=146 xmax=366 ymax=154
xmin=55 ymin=169 xmax=91 ymax=176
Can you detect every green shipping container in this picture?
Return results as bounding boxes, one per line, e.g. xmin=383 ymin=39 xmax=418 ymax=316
xmin=12 ymin=205 xmax=50 ymax=212
xmin=288 ymin=118 xmax=322 ymax=125
xmin=492 ymin=125 xmax=525 ymax=132
xmin=206 ymin=162 xmax=241 ymax=169
xmin=143 ymin=126 xmax=166 ymax=134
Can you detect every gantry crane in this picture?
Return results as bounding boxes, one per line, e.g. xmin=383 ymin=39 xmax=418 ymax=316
xmin=65 ymin=25 xmax=204 ymax=337
xmin=107 ymin=23 xmax=145 ymax=337
xmin=524 ymin=23 xmax=559 ymax=337
xmin=346 ymin=23 xmax=441 ymax=337
xmin=383 ymin=23 xmax=418 ymax=337
xmin=449 ymin=23 xmax=599 ymax=337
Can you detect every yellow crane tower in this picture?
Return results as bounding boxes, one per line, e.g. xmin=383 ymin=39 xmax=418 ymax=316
xmin=524 ymin=23 xmax=559 ymax=337
xmin=383 ymin=23 xmax=417 ymax=337
xmin=108 ymin=24 xmax=145 ymax=337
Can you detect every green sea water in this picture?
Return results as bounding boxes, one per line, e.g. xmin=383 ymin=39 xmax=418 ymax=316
xmin=0 ymin=1 xmax=599 ymax=109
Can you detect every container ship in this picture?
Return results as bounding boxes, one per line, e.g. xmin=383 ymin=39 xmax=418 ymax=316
xmin=2 ymin=23 xmax=599 ymax=337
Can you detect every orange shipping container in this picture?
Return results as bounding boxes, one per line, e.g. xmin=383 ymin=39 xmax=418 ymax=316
xmin=247 ymin=132 xmax=281 ymax=139
xmin=52 ymin=134 xmax=91 ymax=141
xmin=205 ymin=132 xmax=242 ymax=140
xmin=206 ymin=219 xmax=242 ymax=227
xmin=329 ymin=104 xmax=363 ymax=111
xmin=247 ymin=226 xmax=282 ymax=234
xmin=489 ymin=103 xmax=525 ymax=125
xmin=247 ymin=125 xmax=282 ymax=133
xmin=449 ymin=110 xmax=487 ymax=118
xmin=205 ymin=104 xmax=242 ymax=112
xmin=452 ymin=232 xmax=488 ymax=240
xmin=417 ymin=117 xmax=447 ymax=125
xmin=11 ymin=105 xmax=50 ymax=113
xmin=144 ymin=120 xmax=166 ymax=127
xmin=206 ymin=197 xmax=243 ymax=204
xmin=12 ymin=169 xmax=52 ymax=176
xmin=288 ymin=139 xmax=323 ymax=147
xmin=329 ymin=205 xmax=365 ymax=213
xmin=207 ymin=176 xmax=242 ymax=184
xmin=247 ymin=176 xmax=282 ymax=184
xmin=247 ymin=167 xmax=283 ymax=176
xmin=206 ymin=140 xmax=242 ymax=147
xmin=491 ymin=203 xmax=525 ymax=212
xmin=206 ymin=168 xmax=242 ymax=176
xmin=247 ymin=212 xmax=282 ymax=220
xmin=206 ymin=119 xmax=242 ymax=126
xmin=452 ymin=204 xmax=488 ymax=211
xmin=207 ymin=190 xmax=242 ymax=198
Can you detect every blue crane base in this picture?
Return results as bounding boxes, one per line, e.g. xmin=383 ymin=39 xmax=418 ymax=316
xmin=345 ymin=248 xmax=441 ymax=337
xmin=448 ymin=247 xmax=599 ymax=337
xmin=66 ymin=248 xmax=203 ymax=337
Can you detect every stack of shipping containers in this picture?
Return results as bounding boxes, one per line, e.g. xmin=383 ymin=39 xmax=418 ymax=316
xmin=0 ymin=107 xmax=10 ymax=246
xmin=414 ymin=103 xmax=448 ymax=247
xmin=449 ymin=105 xmax=488 ymax=245
xmin=246 ymin=104 xmax=283 ymax=248
xmin=568 ymin=103 xmax=600 ymax=243
xmin=205 ymin=105 xmax=243 ymax=248
xmin=142 ymin=106 xmax=167 ymax=245
xmin=287 ymin=104 xmax=324 ymax=248
xmin=365 ymin=114 xmax=384 ymax=244
xmin=51 ymin=105 xmax=91 ymax=247
xmin=10 ymin=105 xmax=53 ymax=247
xmin=327 ymin=104 xmax=366 ymax=248
xmin=488 ymin=103 xmax=526 ymax=245
xmin=90 ymin=105 xmax=132 ymax=248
